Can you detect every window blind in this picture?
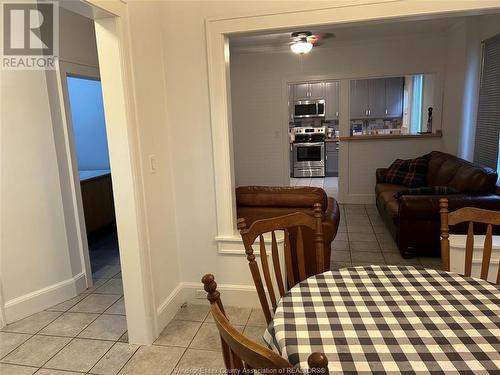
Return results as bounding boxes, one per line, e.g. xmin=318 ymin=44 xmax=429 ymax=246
xmin=474 ymin=33 xmax=500 ymax=170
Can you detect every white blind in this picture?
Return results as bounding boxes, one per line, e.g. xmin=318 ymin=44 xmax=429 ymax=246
xmin=474 ymin=33 xmax=500 ymax=169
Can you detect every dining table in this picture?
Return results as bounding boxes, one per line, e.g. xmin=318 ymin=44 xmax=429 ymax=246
xmin=263 ymin=265 xmax=500 ymax=374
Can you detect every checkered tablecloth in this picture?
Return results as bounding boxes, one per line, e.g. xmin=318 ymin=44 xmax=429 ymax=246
xmin=263 ymin=265 xmax=500 ymax=374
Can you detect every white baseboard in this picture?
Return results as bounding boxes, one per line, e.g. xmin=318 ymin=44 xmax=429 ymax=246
xmin=4 ymin=272 xmax=87 ymax=323
xmin=155 ymin=281 xmax=261 ymax=334
xmin=155 ymin=283 xmax=185 ymax=336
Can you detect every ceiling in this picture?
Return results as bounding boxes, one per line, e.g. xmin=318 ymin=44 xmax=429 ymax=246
xmin=229 ymin=16 xmax=465 ymax=53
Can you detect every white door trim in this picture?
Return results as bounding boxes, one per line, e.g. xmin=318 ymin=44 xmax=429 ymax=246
xmin=206 ymin=0 xmax=500 ymax=243
xmin=53 ymin=0 xmax=158 ymax=344
xmin=57 ymin=61 xmax=100 ymax=291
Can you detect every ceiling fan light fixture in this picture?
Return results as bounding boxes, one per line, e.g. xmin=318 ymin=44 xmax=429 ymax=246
xmin=290 ymin=40 xmax=313 ymax=54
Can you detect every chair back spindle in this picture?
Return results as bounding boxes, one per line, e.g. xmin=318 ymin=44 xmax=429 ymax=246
xmin=238 ymin=204 xmax=326 ymax=324
xmin=440 ymin=198 xmax=500 ymax=284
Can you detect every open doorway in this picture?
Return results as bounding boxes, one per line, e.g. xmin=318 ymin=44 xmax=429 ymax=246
xmin=64 ymin=74 xmax=121 ymax=281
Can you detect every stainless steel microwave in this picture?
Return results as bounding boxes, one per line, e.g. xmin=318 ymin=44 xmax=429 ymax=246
xmin=294 ymin=99 xmax=325 ymax=118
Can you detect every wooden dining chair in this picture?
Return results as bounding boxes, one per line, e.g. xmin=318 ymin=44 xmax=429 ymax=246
xmin=440 ymin=198 xmax=500 ymax=284
xmin=202 ymin=274 xmax=328 ymax=374
xmin=237 ymin=203 xmax=325 ymax=325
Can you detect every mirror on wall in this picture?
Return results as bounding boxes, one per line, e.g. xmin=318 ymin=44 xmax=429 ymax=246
xmin=349 ymin=73 xmax=437 ymax=136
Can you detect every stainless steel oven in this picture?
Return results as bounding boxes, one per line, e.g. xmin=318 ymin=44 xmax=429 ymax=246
xmin=294 ymin=99 xmax=325 ymax=119
xmin=293 ymin=142 xmax=325 ymax=177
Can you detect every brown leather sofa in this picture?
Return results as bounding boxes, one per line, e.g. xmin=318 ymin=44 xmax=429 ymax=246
xmin=376 ymin=151 xmax=500 ymax=257
xmin=236 ymin=186 xmax=340 ymax=278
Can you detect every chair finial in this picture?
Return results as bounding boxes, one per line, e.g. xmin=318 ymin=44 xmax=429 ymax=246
xmin=308 ymin=352 xmax=329 ymax=373
xmin=201 ymin=273 xmax=219 ymax=304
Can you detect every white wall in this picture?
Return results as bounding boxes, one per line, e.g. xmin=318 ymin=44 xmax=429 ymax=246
xmin=230 ymin=34 xmax=447 ymax=197
xmin=443 ymin=13 xmax=500 ymax=160
xmin=0 ymin=8 xmax=99 ymax=323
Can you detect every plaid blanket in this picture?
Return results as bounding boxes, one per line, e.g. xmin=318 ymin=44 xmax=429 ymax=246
xmin=385 ymin=155 xmax=429 ymax=188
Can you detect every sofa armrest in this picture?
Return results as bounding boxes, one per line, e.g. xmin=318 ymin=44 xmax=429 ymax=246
xmin=376 ymin=168 xmax=388 ymax=183
xmin=399 ymin=194 xmax=500 ymax=221
xmin=323 ymin=197 xmax=340 ymax=242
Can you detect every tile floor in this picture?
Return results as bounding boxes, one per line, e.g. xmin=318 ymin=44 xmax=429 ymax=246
xmin=290 ymin=177 xmax=338 ymax=199
xmin=1 ymin=204 xmax=441 ymax=374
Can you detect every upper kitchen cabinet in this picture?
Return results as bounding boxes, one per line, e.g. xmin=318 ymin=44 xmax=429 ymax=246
xmin=325 ymin=81 xmax=340 ymax=120
xmin=292 ymin=82 xmax=325 ymax=100
xmin=368 ymin=78 xmax=386 ymax=118
xmin=350 ymin=79 xmax=369 ymax=118
xmin=350 ymin=77 xmax=404 ymax=119
xmin=385 ymin=77 xmax=404 ymax=117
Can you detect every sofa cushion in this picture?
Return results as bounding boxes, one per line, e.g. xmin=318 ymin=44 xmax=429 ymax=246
xmin=394 ymin=186 xmax=459 ymax=199
xmin=426 ymin=151 xmax=498 ymax=193
xmin=384 ymin=155 xmax=429 ymax=188
xmin=375 ymin=183 xmax=405 ymax=197
xmin=376 ymin=184 xmax=402 ymax=222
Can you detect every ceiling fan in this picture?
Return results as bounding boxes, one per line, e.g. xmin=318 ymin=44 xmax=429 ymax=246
xmin=289 ymin=31 xmax=335 ymax=54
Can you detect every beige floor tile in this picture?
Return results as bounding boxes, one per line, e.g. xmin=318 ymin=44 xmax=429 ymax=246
xmin=330 ymin=251 xmax=351 ymax=263
xmin=154 ymin=320 xmax=201 ymax=348
xmin=351 ymin=251 xmax=385 ymax=264
xmin=94 ymin=279 xmax=124 ymax=295
xmin=246 ymin=309 xmax=267 ymax=327
xmin=105 ymin=298 xmax=126 ymax=315
xmin=35 ymin=369 xmax=83 ymax=374
xmin=174 ymin=349 xmax=224 ymax=374
xmin=174 ymin=304 xmax=209 ymax=322
xmin=2 ymin=335 xmax=71 ymax=367
xmin=83 ymin=279 xmax=108 ymax=294
xmin=419 ymin=257 xmax=442 ymax=270
xmin=93 ymin=265 xmax=121 ymax=279
xmin=337 ymin=224 xmax=348 ymax=233
xmin=89 ymin=342 xmax=138 ymax=375
xmin=350 ymin=241 xmax=380 ymax=252
xmin=346 ymin=224 xmax=373 ymax=233
xmin=112 ymin=272 xmax=122 ymax=279
xmin=118 ymin=332 xmax=128 ymax=344
xmin=0 ymin=332 xmax=31 ymax=359
xmin=39 ymin=313 xmax=99 ymax=337
xmin=375 ymin=232 xmax=394 ymax=243
xmin=331 ymin=240 xmax=349 ymax=251
xmin=190 ymin=323 xmax=243 ymax=351
xmin=345 ymin=215 xmax=371 ymax=224
xmin=378 ymin=240 xmax=399 ymax=252
xmin=333 ymin=232 xmax=348 ymax=241
xmin=118 ymin=345 xmax=184 ymax=375
xmin=46 ymin=295 xmax=88 ymax=312
xmin=0 ymin=363 xmax=37 ymax=375
xmin=69 ymin=294 xmax=120 ymax=314
xmin=78 ymin=315 xmax=127 ymax=341
xmin=205 ymin=306 xmax=251 ymax=325
xmin=348 ymin=232 xmax=377 ymax=242
xmin=242 ymin=325 xmax=267 ymax=347
xmin=44 ymin=338 xmax=113 ymax=373
xmin=372 ymin=224 xmax=391 ymax=234
xmin=1 ymin=312 xmax=62 ymax=334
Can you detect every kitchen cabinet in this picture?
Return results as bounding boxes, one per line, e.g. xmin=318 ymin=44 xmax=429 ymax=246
xmin=350 ymin=79 xmax=369 ymax=118
xmin=81 ymin=173 xmax=115 ymax=234
xmin=292 ymin=82 xmax=325 ymax=100
xmin=290 ymin=144 xmax=294 ymax=177
xmin=385 ymin=77 xmax=404 ymax=117
xmin=350 ymin=77 xmax=404 ymax=119
xmin=325 ymin=81 xmax=340 ymax=120
xmin=368 ymin=78 xmax=386 ymax=118
xmin=325 ymin=142 xmax=339 ymax=177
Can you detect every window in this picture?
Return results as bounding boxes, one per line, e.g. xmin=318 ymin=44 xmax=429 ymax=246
xmin=409 ymin=75 xmax=424 ymax=133
xmin=474 ymin=34 xmax=500 ymax=172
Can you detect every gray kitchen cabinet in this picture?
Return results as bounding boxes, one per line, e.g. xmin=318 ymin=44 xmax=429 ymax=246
xmin=290 ymin=144 xmax=294 ymax=177
xmin=309 ymin=82 xmax=325 ymax=99
xmin=292 ymin=82 xmax=325 ymax=100
xmin=293 ymin=83 xmax=310 ymax=100
xmin=350 ymin=77 xmax=404 ymax=119
xmin=385 ymin=77 xmax=404 ymax=117
xmin=368 ymin=78 xmax=386 ymax=118
xmin=350 ymin=79 xmax=369 ymax=119
xmin=325 ymin=142 xmax=339 ymax=177
xmin=325 ymin=81 xmax=340 ymax=120
xmin=288 ymin=85 xmax=294 ymax=121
